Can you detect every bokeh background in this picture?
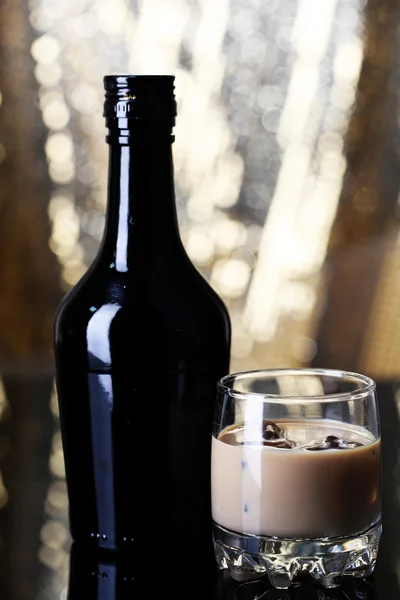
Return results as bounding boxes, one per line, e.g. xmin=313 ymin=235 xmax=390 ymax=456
xmin=1 ymin=0 xmax=400 ymax=598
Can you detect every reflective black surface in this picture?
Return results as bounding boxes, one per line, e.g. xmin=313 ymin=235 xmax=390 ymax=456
xmin=0 ymin=379 xmax=398 ymax=599
xmin=66 ymin=542 xmax=380 ymax=600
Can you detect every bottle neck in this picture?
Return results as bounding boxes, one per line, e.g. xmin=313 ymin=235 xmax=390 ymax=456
xmin=99 ymin=126 xmax=182 ymax=272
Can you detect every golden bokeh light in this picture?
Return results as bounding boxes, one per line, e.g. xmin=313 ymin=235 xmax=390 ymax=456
xmin=26 ymin=0 xmax=370 ymax=364
xmin=40 ymin=520 xmax=69 ymax=550
xmin=42 ymin=101 xmax=70 ymax=131
xmin=0 ymin=378 xmax=9 ymax=422
xmin=31 ymin=34 xmax=60 ymax=64
xmin=211 ymin=258 xmax=251 ymax=299
xmin=45 ymin=133 xmax=74 ymax=163
xmin=185 ymin=229 xmax=215 ymax=267
xmin=23 ymin=0 xmax=375 ymax=364
xmin=34 ymin=63 xmax=62 ymax=86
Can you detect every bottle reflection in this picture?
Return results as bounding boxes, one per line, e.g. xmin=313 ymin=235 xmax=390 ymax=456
xmin=67 ymin=542 xmax=217 ymax=600
xmin=67 ymin=543 xmax=379 ymax=600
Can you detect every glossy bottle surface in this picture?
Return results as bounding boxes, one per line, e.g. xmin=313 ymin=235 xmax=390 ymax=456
xmin=54 ymin=76 xmax=231 ymax=554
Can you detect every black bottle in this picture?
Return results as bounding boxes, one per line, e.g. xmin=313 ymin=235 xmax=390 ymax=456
xmin=54 ymin=75 xmax=231 ymax=555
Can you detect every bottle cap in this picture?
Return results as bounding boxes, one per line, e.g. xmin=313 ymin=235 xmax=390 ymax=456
xmin=103 ymin=74 xmax=176 ymax=129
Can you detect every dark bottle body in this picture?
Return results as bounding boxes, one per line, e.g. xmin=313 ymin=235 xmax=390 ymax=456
xmin=54 ymin=88 xmax=231 ymax=555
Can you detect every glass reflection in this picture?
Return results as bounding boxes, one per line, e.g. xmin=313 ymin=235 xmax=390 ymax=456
xmin=214 ymin=573 xmax=379 ymax=600
xmin=67 ymin=543 xmax=379 ymax=600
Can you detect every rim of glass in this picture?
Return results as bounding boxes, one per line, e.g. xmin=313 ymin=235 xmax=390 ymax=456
xmin=217 ymin=368 xmax=376 ymax=403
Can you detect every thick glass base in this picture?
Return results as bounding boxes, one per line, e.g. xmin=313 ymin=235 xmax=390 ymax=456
xmin=213 ymin=521 xmax=381 ymax=589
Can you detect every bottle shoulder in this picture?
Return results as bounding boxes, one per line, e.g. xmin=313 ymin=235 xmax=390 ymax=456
xmin=54 ymin=257 xmax=231 ymax=349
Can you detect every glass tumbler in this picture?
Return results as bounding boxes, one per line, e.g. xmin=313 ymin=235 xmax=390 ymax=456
xmin=211 ymin=369 xmax=381 ymax=589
